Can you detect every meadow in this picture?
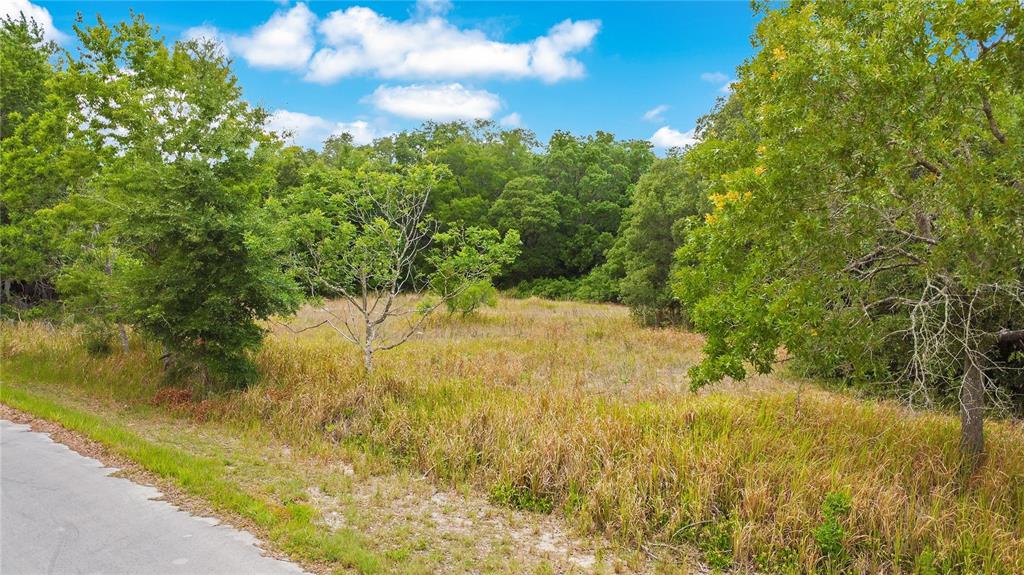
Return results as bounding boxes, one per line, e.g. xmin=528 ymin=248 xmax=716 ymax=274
xmin=2 ymin=297 xmax=1022 ymax=574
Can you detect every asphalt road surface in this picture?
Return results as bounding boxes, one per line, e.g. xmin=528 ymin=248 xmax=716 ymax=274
xmin=0 ymin=419 xmax=307 ymax=575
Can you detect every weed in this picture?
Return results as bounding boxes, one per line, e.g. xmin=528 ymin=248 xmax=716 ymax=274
xmin=814 ymin=491 xmax=852 ymax=571
xmin=490 ymin=481 xmax=554 ymax=514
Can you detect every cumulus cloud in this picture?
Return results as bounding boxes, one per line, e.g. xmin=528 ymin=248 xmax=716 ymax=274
xmin=306 ymin=7 xmax=599 ymax=84
xmin=642 ymin=104 xmax=669 ymax=123
xmin=2 ymin=0 xmax=68 ymax=43
xmin=266 ymin=109 xmax=383 ymax=148
xmin=499 ymin=112 xmax=522 ymax=128
xmin=650 ymin=126 xmax=697 ymax=150
xmin=182 ymin=3 xmax=598 ymax=87
xmin=367 ymin=83 xmax=501 ymax=121
xmin=184 ymin=4 xmax=316 ymax=71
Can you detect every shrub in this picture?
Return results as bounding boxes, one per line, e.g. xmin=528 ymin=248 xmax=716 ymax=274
xmin=445 ymin=280 xmax=498 ymax=316
xmin=81 ymin=321 xmax=115 ymax=357
xmin=507 ymin=277 xmax=581 ymax=301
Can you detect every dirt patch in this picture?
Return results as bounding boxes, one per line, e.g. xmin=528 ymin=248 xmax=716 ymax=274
xmin=307 ymin=469 xmax=666 ymax=575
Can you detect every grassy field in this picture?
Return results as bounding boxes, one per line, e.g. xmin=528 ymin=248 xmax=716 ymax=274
xmin=2 ymin=297 xmax=1022 ymax=574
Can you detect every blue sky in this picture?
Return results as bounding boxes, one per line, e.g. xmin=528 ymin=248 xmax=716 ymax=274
xmin=11 ymin=0 xmax=760 ymax=151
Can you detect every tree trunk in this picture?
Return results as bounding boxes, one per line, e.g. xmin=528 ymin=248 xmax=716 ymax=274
xmin=960 ymin=354 xmax=984 ymax=468
xmin=161 ymin=344 xmax=174 ymax=372
xmin=363 ymin=346 xmax=373 ymax=373
xmin=118 ymin=324 xmax=130 ymax=353
xmin=363 ymin=320 xmax=375 ymax=374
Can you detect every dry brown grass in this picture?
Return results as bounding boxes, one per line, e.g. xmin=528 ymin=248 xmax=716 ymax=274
xmin=3 ymin=297 xmax=1023 ymax=574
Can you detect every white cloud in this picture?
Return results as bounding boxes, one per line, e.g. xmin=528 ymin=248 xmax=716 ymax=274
xmin=642 ymin=104 xmax=669 ymax=123
xmin=266 ymin=109 xmax=383 ymax=148
xmin=367 ymin=83 xmax=501 ymax=121
xmin=499 ymin=112 xmax=522 ymax=128
xmin=307 ymin=7 xmax=599 ymax=84
xmin=650 ymin=126 xmax=697 ymax=150
xmin=182 ymin=24 xmax=229 ymax=54
xmin=184 ymin=4 xmax=315 ymax=71
xmin=180 ymin=4 xmax=598 ymax=86
xmin=1 ymin=0 xmax=68 ymax=43
xmin=700 ymin=71 xmax=729 ymax=84
xmin=414 ymin=0 xmax=453 ymax=18
xmin=701 ymin=71 xmax=734 ymax=94
xmin=331 ymin=120 xmax=380 ymax=146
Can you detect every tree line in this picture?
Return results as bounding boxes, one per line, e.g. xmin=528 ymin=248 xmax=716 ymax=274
xmin=3 ymin=0 xmax=1023 ymax=464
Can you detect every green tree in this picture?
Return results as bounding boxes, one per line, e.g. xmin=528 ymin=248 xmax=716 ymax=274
xmin=606 ymin=153 xmax=706 ymax=326
xmin=0 ymin=14 xmax=56 ymax=140
xmin=542 ymin=131 xmax=655 ymax=278
xmin=674 ymin=0 xmax=1024 ymax=465
xmin=488 ymin=175 xmax=564 ymax=282
xmin=65 ymin=15 xmax=301 ymax=386
xmin=0 ymin=14 xmax=63 ymax=305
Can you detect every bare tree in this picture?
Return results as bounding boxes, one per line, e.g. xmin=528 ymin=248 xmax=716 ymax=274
xmin=284 ymin=166 xmax=520 ymax=372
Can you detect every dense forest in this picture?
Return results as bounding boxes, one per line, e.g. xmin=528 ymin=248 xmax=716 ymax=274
xmin=2 ymin=0 xmax=1023 ymax=466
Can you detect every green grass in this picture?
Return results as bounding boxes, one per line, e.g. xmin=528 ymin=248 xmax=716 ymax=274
xmin=0 ymin=384 xmax=382 ymax=575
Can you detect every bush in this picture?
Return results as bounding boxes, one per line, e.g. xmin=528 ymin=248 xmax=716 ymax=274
xmin=506 ymin=277 xmax=581 ymax=301
xmin=81 ymin=321 xmax=115 ymax=357
xmin=573 ymin=266 xmax=619 ymax=303
xmin=445 ymin=280 xmax=498 ymax=316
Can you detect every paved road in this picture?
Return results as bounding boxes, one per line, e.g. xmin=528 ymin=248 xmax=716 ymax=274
xmin=0 ymin=419 xmax=307 ymax=575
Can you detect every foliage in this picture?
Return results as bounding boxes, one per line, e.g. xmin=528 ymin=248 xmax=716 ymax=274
xmin=443 ymin=280 xmax=498 ymax=316
xmin=0 ymin=14 xmax=56 ymax=140
xmin=506 ymin=277 xmax=582 ymax=301
xmin=605 ymin=153 xmax=706 ymax=325
xmin=350 ymin=122 xmax=654 ymax=286
xmin=64 ymin=16 xmax=300 ymax=386
xmin=0 ymin=15 xmax=62 ymax=305
xmin=489 ymin=482 xmax=554 ymax=514
xmin=674 ymin=0 xmax=1024 ymax=459
xmin=814 ymin=492 xmax=852 ymax=569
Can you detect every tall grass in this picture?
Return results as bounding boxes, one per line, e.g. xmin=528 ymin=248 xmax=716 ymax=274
xmin=3 ymin=298 xmax=1022 ymax=574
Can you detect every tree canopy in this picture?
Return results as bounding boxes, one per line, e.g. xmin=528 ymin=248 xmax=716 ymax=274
xmin=673 ymin=0 xmax=1024 ymax=462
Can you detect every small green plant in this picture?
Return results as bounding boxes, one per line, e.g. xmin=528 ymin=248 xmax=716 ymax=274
xmin=693 ymin=519 xmax=735 ymax=571
xmin=82 ymin=321 xmax=115 ymax=357
xmin=755 ymin=547 xmax=800 ymax=575
xmin=814 ymin=491 xmax=852 ymax=569
xmin=489 ymin=482 xmax=553 ymax=514
xmin=445 ymin=280 xmax=498 ymax=316
xmin=913 ymin=547 xmax=938 ymax=575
